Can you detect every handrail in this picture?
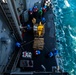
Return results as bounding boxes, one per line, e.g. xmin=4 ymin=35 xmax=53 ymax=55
xmin=51 ymin=0 xmax=64 ymax=72
xmin=0 ymin=2 xmax=13 ymax=31
xmin=11 ymin=49 xmax=21 ymax=72
xmin=10 ymin=71 xmax=69 ymax=75
xmin=11 ymin=0 xmax=21 ymax=26
xmin=0 ymin=2 xmax=19 ymax=41
xmin=4 ymin=50 xmax=17 ymax=72
xmin=8 ymin=0 xmax=22 ymax=41
xmin=0 ymin=1 xmax=22 ymax=41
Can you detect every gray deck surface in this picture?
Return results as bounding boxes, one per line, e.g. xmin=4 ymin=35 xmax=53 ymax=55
xmin=33 ymin=8 xmax=57 ymax=71
xmin=22 ymin=7 xmax=57 ymax=72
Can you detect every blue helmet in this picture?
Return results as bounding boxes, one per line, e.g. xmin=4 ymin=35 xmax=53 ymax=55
xmin=54 ymin=50 xmax=58 ymax=55
xmin=34 ymin=6 xmax=37 ymax=8
xmin=40 ymin=7 xmax=42 ymax=10
xmin=27 ymin=24 xmax=31 ymax=30
xmin=27 ymin=24 xmax=30 ymax=26
xmin=49 ymin=52 xmax=53 ymax=57
xmin=16 ymin=42 xmax=21 ymax=47
xmin=44 ymin=6 xmax=47 ymax=8
xmin=42 ymin=17 xmax=46 ymax=21
xmin=29 ymin=8 xmax=32 ymax=11
xmin=36 ymin=50 xmax=41 ymax=55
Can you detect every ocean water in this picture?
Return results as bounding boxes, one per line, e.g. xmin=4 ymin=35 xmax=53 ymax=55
xmin=51 ymin=0 xmax=76 ymax=75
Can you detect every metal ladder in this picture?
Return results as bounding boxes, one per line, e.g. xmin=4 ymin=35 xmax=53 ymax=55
xmin=0 ymin=1 xmax=21 ymax=41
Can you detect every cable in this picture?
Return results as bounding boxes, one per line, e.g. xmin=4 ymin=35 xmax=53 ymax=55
xmin=21 ymin=40 xmax=34 ymax=46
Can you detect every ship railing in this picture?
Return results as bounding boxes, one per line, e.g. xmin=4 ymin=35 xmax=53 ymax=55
xmin=10 ymin=71 xmax=69 ymax=75
xmin=11 ymin=49 xmax=22 ymax=72
xmin=51 ymin=0 xmax=64 ymax=72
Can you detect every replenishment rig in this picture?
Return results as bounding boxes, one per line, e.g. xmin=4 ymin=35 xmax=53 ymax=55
xmin=0 ymin=0 xmax=69 ymax=75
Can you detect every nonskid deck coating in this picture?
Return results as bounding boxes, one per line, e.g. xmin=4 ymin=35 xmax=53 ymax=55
xmin=22 ymin=7 xmax=57 ymax=71
xmin=33 ymin=8 xmax=57 ymax=71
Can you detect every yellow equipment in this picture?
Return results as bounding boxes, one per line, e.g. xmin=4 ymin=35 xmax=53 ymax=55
xmin=33 ymin=22 xmax=45 ymax=51
xmin=37 ymin=22 xmax=44 ymax=37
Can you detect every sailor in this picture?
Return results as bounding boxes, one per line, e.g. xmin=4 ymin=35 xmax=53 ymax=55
xmin=42 ymin=6 xmax=47 ymax=16
xmin=38 ymin=7 xmax=43 ymax=19
xmin=32 ymin=18 xmax=36 ymax=25
xmin=47 ymin=1 xmax=51 ymax=9
xmin=16 ymin=42 xmax=21 ymax=48
xmin=44 ymin=0 xmax=51 ymax=10
xmin=28 ymin=8 xmax=33 ymax=20
xmin=43 ymin=0 xmax=46 ymax=7
xmin=20 ymin=25 xmax=26 ymax=33
xmin=35 ymin=50 xmax=41 ymax=55
xmin=53 ymin=49 xmax=58 ymax=56
xmin=41 ymin=17 xmax=46 ymax=24
xmin=19 ymin=13 xmax=24 ymax=25
xmin=27 ymin=24 xmax=31 ymax=30
xmin=33 ymin=6 xmax=38 ymax=18
xmin=48 ymin=52 xmax=53 ymax=57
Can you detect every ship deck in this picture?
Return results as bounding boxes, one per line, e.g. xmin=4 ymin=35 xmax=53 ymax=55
xmin=21 ymin=7 xmax=57 ymax=72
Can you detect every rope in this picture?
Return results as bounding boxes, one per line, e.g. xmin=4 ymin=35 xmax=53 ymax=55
xmin=21 ymin=40 xmax=34 ymax=46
